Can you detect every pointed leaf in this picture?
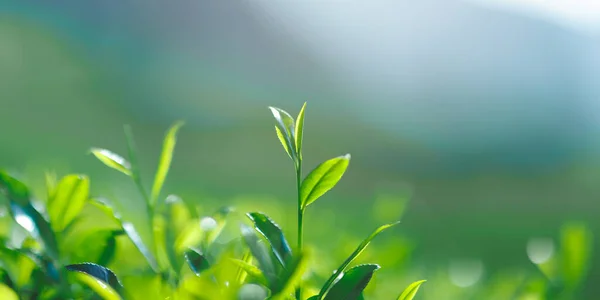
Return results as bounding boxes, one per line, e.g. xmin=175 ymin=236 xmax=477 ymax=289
xmin=151 ymin=121 xmax=184 ymax=206
xmin=0 ymin=171 xmax=59 ymax=261
xmin=90 ymin=148 xmax=131 ymax=176
xmin=269 ymin=106 xmax=296 ymax=161
xmin=247 ymin=212 xmax=292 ymax=267
xmin=235 ymin=251 xmax=254 ymax=284
xmin=397 ymin=280 xmax=426 ymax=300
xmin=47 ymin=174 xmax=90 ymax=232
xmin=271 ymin=251 xmax=310 ymax=300
xmin=185 ymin=248 xmax=210 ymax=276
xmin=66 ymin=263 xmax=122 ymax=293
xmin=71 ymin=272 xmax=122 ymax=300
xmin=301 ymin=155 xmax=350 ymax=208
xmin=324 ymin=264 xmax=380 ymax=300
xmin=241 ymin=224 xmax=276 ymax=284
xmin=275 ymin=126 xmax=293 ymax=159
xmin=230 ymin=258 xmax=268 ymax=286
xmin=295 ymin=102 xmax=306 ymax=157
xmin=319 ymin=222 xmax=399 ymax=298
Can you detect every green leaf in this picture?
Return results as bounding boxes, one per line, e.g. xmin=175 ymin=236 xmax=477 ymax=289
xmin=238 ymin=283 xmax=269 ymax=300
xmin=235 ymin=251 xmax=254 ymax=284
xmin=269 ymin=106 xmax=296 ymax=161
xmin=47 ymin=174 xmax=90 ymax=232
xmin=247 ymin=212 xmax=292 ymax=268
xmin=151 ymin=121 xmax=184 ymax=206
xmin=324 ymin=264 xmax=380 ymax=300
xmin=90 ymin=148 xmax=131 ymax=176
xmin=97 ymin=231 xmax=119 ymax=266
xmin=295 ymin=102 xmax=306 ymax=158
xmin=71 ymin=272 xmax=122 ymax=300
xmin=397 ymin=280 xmax=426 ymax=300
xmin=123 ymin=125 xmax=150 ymax=204
xmin=230 ymin=258 xmax=268 ymax=286
xmin=66 ymin=263 xmax=122 ymax=290
xmin=0 ymin=283 xmax=19 ymax=300
xmin=560 ymin=222 xmax=592 ymax=289
xmin=0 ymin=171 xmax=59 ymax=261
xmin=318 ymin=222 xmax=399 ymax=298
xmin=271 ymin=251 xmax=310 ymax=300
xmin=185 ymin=248 xmax=210 ymax=276
xmin=275 ymin=126 xmax=293 ymax=160
xmin=300 ymin=155 xmax=351 ymax=208
xmin=90 ymin=199 xmax=160 ymax=272
xmin=241 ymin=224 xmax=276 ymax=285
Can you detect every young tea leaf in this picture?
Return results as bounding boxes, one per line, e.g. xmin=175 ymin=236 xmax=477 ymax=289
xmin=271 ymin=251 xmax=310 ymax=300
xmin=241 ymin=224 xmax=277 ymax=285
xmin=66 ymin=262 xmax=123 ymax=292
xmin=230 ymin=258 xmax=268 ymax=286
xmin=324 ymin=264 xmax=380 ymax=300
xmin=318 ymin=222 xmax=399 ymax=298
xmin=247 ymin=212 xmax=293 ymax=268
xmin=90 ymin=148 xmax=132 ymax=176
xmin=150 ymin=121 xmax=184 ymax=206
xmin=560 ymin=222 xmax=592 ymax=289
xmin=300 ymin=155 xmax=351 ymax=209
xmin=71 ymin=272 xmax=122 ymax=300
xmin=185 ymin=248 xmax=210 ymax=276
xmin=269 ymin=106 xmax=297 ymax=161
xmin=294 ymin=102 xmax=307 ymax=158
xmin=275 ymin=126 xmax=293 ymax=160
xmin=397 ymin=280 xmax=426 ymax=300
xmin=47 ymin=174 xmax=90 ymax=232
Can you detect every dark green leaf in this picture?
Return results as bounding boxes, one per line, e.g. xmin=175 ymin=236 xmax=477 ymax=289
xmin=269 ymin=106 xmax=296 ymax=161
xmin=247 ymin=212 xmax=292 ymax=268
xmin=300 ymin=155 xmax=351 ymax=209
xmin=0 ymin=171 xmax=59 ymax=261
xmin=295 ymin=102 xmax=306 ymax=158
xmin=324 ymin=264 xmax=380 ymax=300
xmin=151 ymin=121 xmax=184 ymax=206
xmin=185 ymin=248 xmax=210 ymax=276
xmin=318 ymin=222 xmax=399 ymax=298
xmin=397 ymin=280 xmax=426 ymax=300
xmin=47 ymin=174 xmax=90 ymax=232
xmin=90 ymin=148 xmax=131 ymax=176
xmin=97 ymin=231 xmax=120 ymax=266
xmin=241 ymin=224 xmax=276 ymax=285
xmin=66 ymin=263 xmax=122 ymax=291
xmin=271 ymin=251 xmax=310 ymax=300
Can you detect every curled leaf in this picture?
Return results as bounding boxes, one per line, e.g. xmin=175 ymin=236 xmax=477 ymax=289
xmin=397 ymin=280 xmax=426 ymax=300
xmin=247 ymin=212 xmax=292 ymax=268
xmin=90 ymin=148 xmax=131 ymax=176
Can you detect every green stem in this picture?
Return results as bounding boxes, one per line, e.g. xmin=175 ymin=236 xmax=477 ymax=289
xmin=295 ymin=159 xmax=303 ymax=300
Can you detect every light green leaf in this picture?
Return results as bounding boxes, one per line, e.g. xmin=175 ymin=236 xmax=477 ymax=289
xmin=238 ymin=284 xmax=269 ymax=300
xmin=397 ymin=280 xmax=426 ymax=300
xmin=47 ymin=174 xmax=90 ymax=232
xmin=300 ymin=155 xmax=351 ymax=208
xmin=295 ymin=102 xmax=306 ymax=158
xmin=230 ymin=258 xmax=268 ymax=286
xmin=318 ymin=222 xmax=399 ymax=298
xmin=66 ymin=263 xmax=123 ymax=299
xmin=71 ymin=272 xmax=121 ymax=300
xmin=275 ymin=126 xmax=293 ymax=160
xmin=560 ymin=222 xmax=592 ymax=289
xmin=90 ymin=148 xmax=131 ymax=176
xmin=247 ymin=212 xmax=292 ymax=268
xmin=324 ymin=264 xmax=380 ymax=300
xmin=241 ymin=224 xmax=276 ymax=285
xmin=0 ymin=283 xmax=19 ymax=300
xmin=269 ymin=106 xmax=296 ymax=161
xmin=151 ymin=121 xmax=184 ymax=206
xmin=271 ymin=251 xmax=310 ymax=300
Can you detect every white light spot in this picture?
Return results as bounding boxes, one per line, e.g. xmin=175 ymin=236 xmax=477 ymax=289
xmin=526 ymin=238 xmax=554 ymax=264
xmin=200 ymin=217 xmax=217 ymax=232
xmin=449 ymin=259 xmax=484 ymax=288
xmin=15 ymin=214 xmax=35 ymax=233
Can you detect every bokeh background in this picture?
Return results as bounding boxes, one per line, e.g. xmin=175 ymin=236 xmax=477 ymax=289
xmin=1 ymin=0 xmax=599 ymax=298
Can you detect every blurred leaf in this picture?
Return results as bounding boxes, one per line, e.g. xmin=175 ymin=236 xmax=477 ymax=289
xmin=47 ymin=174 xmax=90 ymax=232
xmin=123 ymin=125 xmax=150 ymax=204
xmin=247 ymin=212 xmax=292 ymax=268
xmin=241 ymin=224 xmax=276 ymax=284
xmin=230 ymin=258 xmax=268 ymax=286
xmin=324 ymin=264 xmax=380 ymax=300
xmin=185 ymin=248 xmax=210 ymax=276
xmin=238 ymin=283 xmax=269 ymax=300
xmin=151 ymin=121 xmax=184 ymax=206
xmin=560 ymin=222 xmax=592 ymax=289
xmin=318 ymin=222 xmax=399 ymax=298
xmin=0 ymin=171 xmax=59 ymax=261
xmin=206 ymin=206 xmax=233 ymax=246
xmin=174 ymin=219 xmax=204 ymax=254
xmin=235 ymin=251 xmax=253 ymax=284
xmin=44 ymin=171 xmax=57 ymax=200
xmin=97 ymin=231 xmax=119 ymax=266
xmin=162 ymin=196 xmax=191 ymax=272
xmin=153 ymin=215 xmax=172 ymax=272
xmin=122 ymin=274 xmax=172 ymax=300
xmin=91 ymin=199 xmax=159 ymax=272
xmin=271 ymin=251 xmax=310 ymax=300
xmin=0 ymin=283 xmax=18 ymax=300
xmin=90 ymin=148 xmax=131 ymax=176
xmin=397 ymin=280 xmax=426 ymax=300
xmin=269 ymin=106 xmax=296 ymax=161
xmin=66 ymin=263 xmax=122 ymax=292
xmin=71 ymin=272 xmax=121 ymax=300
xmin=300 ymin=155 xmax=351 ymax=209
xmin=295 ymin=102 xmax=307 ymax=159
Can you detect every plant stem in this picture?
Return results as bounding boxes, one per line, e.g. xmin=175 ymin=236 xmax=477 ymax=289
xmin=295 ymin=159 xmax=303 ymax=300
